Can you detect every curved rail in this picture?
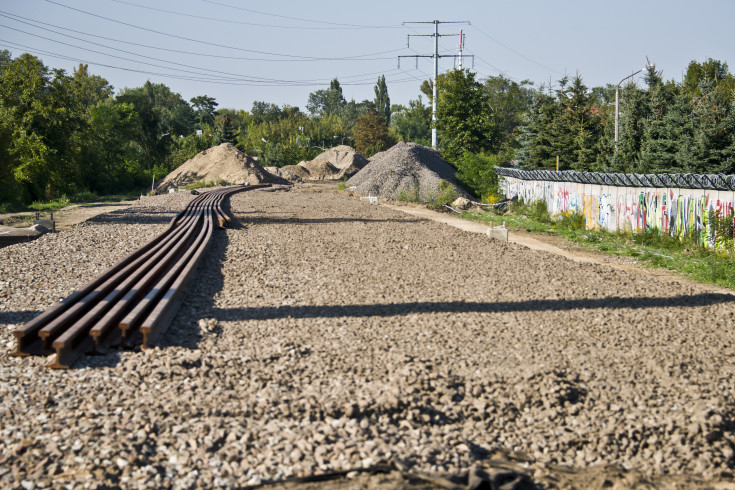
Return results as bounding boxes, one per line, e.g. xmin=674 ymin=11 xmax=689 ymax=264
xmin=11 ymin=184 xmax=269 ymax=368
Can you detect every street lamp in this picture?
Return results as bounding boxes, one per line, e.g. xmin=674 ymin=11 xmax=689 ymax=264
xmin=615 ymin=68 xmax=647 ymax=152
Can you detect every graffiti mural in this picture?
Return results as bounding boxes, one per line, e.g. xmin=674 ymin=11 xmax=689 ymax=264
xmin=501 ymin=176 xmax=735 ymax=249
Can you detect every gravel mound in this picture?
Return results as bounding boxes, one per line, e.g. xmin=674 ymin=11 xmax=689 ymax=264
xmin=2 ymin=189 xmax=735 ymax=488
xmin=156 ymin=143 xmax=289 ymax=192
xmin=264 ymin=165 xmax=307 ymax=183
xmin=267 ymin=146 xmax=368 ymax=183
xmin=347 ymin=142 xmax=470 ymax=200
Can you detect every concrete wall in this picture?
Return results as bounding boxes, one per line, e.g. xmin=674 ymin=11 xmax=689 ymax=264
xmin=501 ymin=176 xmax=735 ymax=248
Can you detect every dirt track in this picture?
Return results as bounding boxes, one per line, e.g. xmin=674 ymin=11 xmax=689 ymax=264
xmin=2 ymin=187 xmax=735 ymax=488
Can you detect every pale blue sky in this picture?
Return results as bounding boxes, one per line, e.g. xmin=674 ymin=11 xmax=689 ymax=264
xmin=1 ymin=0 xmax=733 ymax=110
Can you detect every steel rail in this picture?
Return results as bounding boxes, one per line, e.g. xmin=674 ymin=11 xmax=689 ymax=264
xmin=48 ymin=193 xmax=218 ymax=367
xmin=12 ymin=184 xmax=270 ymax=368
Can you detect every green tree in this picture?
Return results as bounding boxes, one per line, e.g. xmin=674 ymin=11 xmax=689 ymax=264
xmin=251 ymin=100 xmax=284 ymax=124
xmin=190 ymin=95 xmax=218 ymax=128
xmin=0 ymin=53 xmax=87 ymax=202
xmin=555 ymin=75 xmax=603 ymax=171
xmin=72 ymin=64 xmax=113 ymax=109
xmin=483 ymin=75 xmax=534 ymax=150
xmin=86 ymin=100 xmax=140 ymax=193
xmin=215 ymin=113 xmax=239 ymax=145
xmin=391 ymin=96 xmax=431 ymax=145
xmin=306 ymin=78 xmax=346 ymax=117
xmin=683 ymin=58 xmax=735 ymax=104
xmin=374 ymin=75 xmax=391 ymax=124
xmin=639 ymin=65 xmax=680 ymax=173
xmin=516 ymin=88 xmax=559 ymax=170
xmin=435 ymin=69 xmax=495 ymax=163
xmin=353 ymin=108 xmax=395 ymax=156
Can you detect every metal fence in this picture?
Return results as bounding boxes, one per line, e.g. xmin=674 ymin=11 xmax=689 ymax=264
xmin=494 ymin=167 xmax=735 ymax=192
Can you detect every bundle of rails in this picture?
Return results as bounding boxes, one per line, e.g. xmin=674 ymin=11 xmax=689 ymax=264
xmin=10 ymin=184 xmax=269 ymax=368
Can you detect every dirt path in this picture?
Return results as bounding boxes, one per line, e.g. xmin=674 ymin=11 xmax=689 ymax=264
xmin=385 ymin=202 xmax=734 ymax=295
xmin=0 ymin=201 xmax=135 ymax=231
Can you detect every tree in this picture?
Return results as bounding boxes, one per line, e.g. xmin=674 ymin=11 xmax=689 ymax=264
xmin=215 ymin=113 xmax=239 ymax=145
xmin=86 ymin=100 xmax=140 ymax=193
xmin=306 ymin=78 xmax=346 ymax=117
xmin=250 ymin=100 xmax=284 ymax=124
xmin=483 ymin=75 xmax=534 ymax=150
xmin=435 ymin=69 xmax=495 ymax=163
xmin=72 ymin=64 xmax=113 ymax=109
xmin=0 ymin=53 xmax=87 ymax=202
xmin=374 ymin=75 xmax=391 ymax=124
xmin=683 ymin=58 xmax=735 ymax=104
xmin=391 ymin=96 xmax=431 ymax=145
xmin=554 ymin=74 xmax=603 ymax=171
xmin=341 ymin=99 xmax=374 ymax=128
xmin=190 ymin=95 xmax=218 ymax=128
xmin=516 ymin=89 xmax=559 ymax=170
xmin=639 ymin=65 xmax=680 ymax=173
xmin=353 ymin=108 xmax=394 ymax=156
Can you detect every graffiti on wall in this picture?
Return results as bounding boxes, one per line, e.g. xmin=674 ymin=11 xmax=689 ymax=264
xmin=502 ymin=177 xmax=735 ymax=249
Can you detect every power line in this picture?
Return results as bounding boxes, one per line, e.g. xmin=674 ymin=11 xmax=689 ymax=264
xmin=469 ymin=24 xmax=563 ymax=76
xmin=0 ymin=10 xmax=401 ymax=62
xmin=108 ymin=0 xmax=402 ymax=31
xmin=0 ymin=39 xmax=420 ymax=88
xmin=400 ymin=20 xmax=471 ymax=149
xmin=199 ymin=0 xmax=403 ymax=29
xmin=41 ymin=0 xmax=397 ymax=60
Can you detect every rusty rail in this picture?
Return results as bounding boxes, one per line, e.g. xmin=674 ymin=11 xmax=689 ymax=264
xmin=11 ymin=184 xmax=268 ymax=368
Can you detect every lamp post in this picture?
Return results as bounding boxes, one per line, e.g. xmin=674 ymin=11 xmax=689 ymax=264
xmin=615 ymin=69 xmax=644 ymax=152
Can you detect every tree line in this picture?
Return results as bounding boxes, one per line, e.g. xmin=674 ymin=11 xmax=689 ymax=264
xmin=1 ymin=49 xmax=733 ymax=207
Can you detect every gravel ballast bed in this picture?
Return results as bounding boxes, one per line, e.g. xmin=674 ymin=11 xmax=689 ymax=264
xmin=1 ymin=188 xmax=735 ymax=488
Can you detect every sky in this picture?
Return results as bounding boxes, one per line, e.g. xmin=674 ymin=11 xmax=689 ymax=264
xmin=1 ymin=0 xmax=734 ymax=112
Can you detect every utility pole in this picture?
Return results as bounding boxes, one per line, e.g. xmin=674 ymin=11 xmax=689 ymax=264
xmin=399 ymin=20 xmax=471 ymax=150
xmin=458 ymin=29 xmax=464 ymax=70
xmin=615 ymin=68 xmax=645 ymax=152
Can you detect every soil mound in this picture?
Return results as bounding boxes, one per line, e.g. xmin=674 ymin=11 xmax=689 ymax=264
xmin=347 ymin=142 xmax=470 ymax=200
xmin=311 ymin=145 xmax=369 ymax=178
xmin=264 ymin=166 xmax=306 ymax=183
xmin=268 ymin=145 xmax=369 ymax=183
xmin=156 ymin=143 xmax=289 ymax=192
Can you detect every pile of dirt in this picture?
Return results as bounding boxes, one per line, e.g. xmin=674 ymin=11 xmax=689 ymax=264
xmin=264 ymin=165 xmax=309 ymax=183
xmin=155 ymin=143 xmax=290 ymax=192
xmin=266 ymin=145 xmax=368 ymax=183
xmin=347 ymin=142 xmax=470 ymax=201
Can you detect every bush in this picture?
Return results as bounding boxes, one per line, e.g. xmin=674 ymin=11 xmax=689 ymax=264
xmin=555 ymin=211 xmax=585 ymax=231
xmin=452 ymin=150 xmax=511 ymax=201
xmin=436 ymin=180 xmax=460 ymax=205
xmin=397 ymin=184 xmax=421 ymax=203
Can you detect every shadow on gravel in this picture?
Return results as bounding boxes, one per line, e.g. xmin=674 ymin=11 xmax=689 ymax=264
xmin=87 ymin=209 xmax=176 ymax=225
xmin=155 ymin=216 xmax=233 ymax=350
xmin=242 ymin=216 xmax=423 ymax=226
xmin=212 ymin=293 xmax=735 ymax=321
xmin=0 ymin=310 xmax=43 ymax=325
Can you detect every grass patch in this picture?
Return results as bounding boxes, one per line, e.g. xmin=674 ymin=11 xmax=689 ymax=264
xmin=460 ymin=198 xmax=735 ymax=290
xmin=4 ymin=191 xmax=140 ymax=213
xmin=184 ymin=179 xmax=232 ymax=191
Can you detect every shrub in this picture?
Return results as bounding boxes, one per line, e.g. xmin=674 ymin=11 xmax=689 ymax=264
xmin=396 ymin=184 xmax=421 ymax=203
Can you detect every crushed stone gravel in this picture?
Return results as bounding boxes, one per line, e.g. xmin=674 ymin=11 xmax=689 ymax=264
xmin=1 ymin=187 xmax=735 ymax=488
xmin=347 ymin=142 xmax=470 ymax=201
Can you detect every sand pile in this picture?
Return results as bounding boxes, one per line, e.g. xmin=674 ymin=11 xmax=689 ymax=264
xmin=347 ymin=142 xmax=470 ymax=200
xmin=156 ymin=143 xmax=289 ymax=192
xmin=266 ymin=145 xmax=369 ymax=183
xmin=264 ymin=165 xmax=308 ymax=183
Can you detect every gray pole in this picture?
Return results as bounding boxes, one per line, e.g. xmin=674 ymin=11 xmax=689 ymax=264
xmin=431 ymin=20 xmax=439 ymax=150
xmin=615 ymin=69 xmax=643 ymax=154
xmin=614 ymin=86 xmax=620 ymax=152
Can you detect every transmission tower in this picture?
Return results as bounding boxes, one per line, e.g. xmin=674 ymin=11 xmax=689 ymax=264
xmin=399 ymin=20 xmax=472 ymax=149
